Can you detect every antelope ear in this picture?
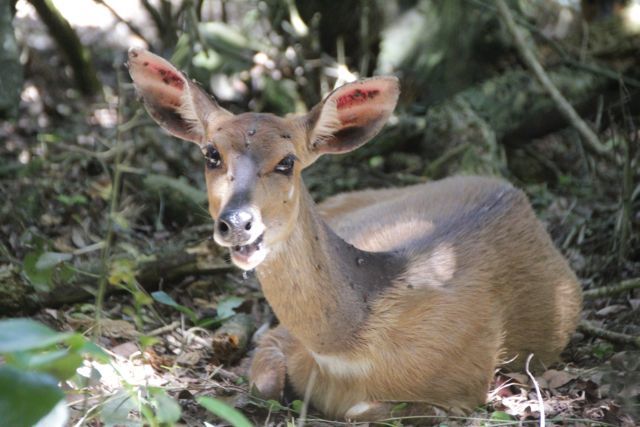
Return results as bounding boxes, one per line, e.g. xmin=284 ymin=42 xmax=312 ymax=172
xmin=127 ymin=47 xmax=230 ymax=144
xmin=305 ymin=77 xmax=399 ymax=157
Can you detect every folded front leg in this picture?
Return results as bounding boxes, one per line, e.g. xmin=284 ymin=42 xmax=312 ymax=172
xmin=249 ymin=325 xmax=294 ymax=400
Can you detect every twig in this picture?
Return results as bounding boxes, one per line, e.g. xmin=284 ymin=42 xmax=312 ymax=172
xmin=578 ymin=321 xmax=640 ymax=348
xmin=583 ymin=277 xmax=640 ymax=300
xmin=94 ymin=64 xmax=126 ymax=339
xmin=209 ymin=365 xmax=240 ymax=383
xmin=471 ymin=0 xmax=640 ymax=89
xmin=525 ymin=354 xmax=545 ymax=427
xmin=297 ymin=367 xmax=317 ymax=427
xmin=147 ymin=320 xmax=180 ymax=336
xmin=495 ymin=0 xmax=613 ymax=162
xmin=563 ymin=59 xmax=640 ymax=90
xmin=93 ymin=0 xmax=148 ymax=44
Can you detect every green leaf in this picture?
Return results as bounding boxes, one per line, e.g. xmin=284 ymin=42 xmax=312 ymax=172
xmin=265 ymin=399 xmax=285 ymax=413
xmin=216 ymin=296 xmax=244 ymax=320
xmin=197 ymin=396 xmax=252 ymax=427
xmin=152 ymin=291 xmax=198 ymax=321
xmin=22 ymin=249 xmax=75 ymax=292
xmin=108 ymin=258 xmax=137 ymax=287
xmin=23 ymin=251 xmax=54 ymax=291
xmin=101 ymin=390 xmax=139 ymax=427
xmin=75 ymin=340 xmax=111 ymax=364
xmin=138 ymin=335 xmax=161 ymax=349
xmin=290 ymin=399 xmax=303 ymax=414
xmin=9 ymin=348 xmax=82 ymax=381
xmin=593 ymin=342 xmax=614 ymax=360
xmin=0 ymin=366 xmax=65 ymax=427
xmin=56 ymin=194 xmax=88 ymax=206
xmin=391 ymin=402 xmax=408 ymax=415
xmin=369 ymin=155 xmax=384 ymax=168
xmin=35 ymin=252 xmax=73 ymax=270
xmin=151 ymin=290 xmax=178 ymax=307
xmin=490 ymin=411 xmax=514 ymax=421
xmin=133 ymin=291 xmax=153 ymax=307
xmin=149 ymin=388 xmax=181 ymax=423
xmin=111 ymin=211 xmax=130 ymax=231
xmin=0 ymin=318 xmax=74 ymax=353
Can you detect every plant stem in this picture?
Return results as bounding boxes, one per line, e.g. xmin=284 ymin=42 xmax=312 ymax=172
xmin=94 ymin=64 xmax=126 ymax=338
xmin=579 ymin=321 xmax=640 ymax=348
xmin=583 ymin=277 xmax=640 ymax=300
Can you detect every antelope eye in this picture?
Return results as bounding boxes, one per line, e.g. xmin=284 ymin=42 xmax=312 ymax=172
xmin=203 ymin=145 xmax=222 ymax=169
xmin=275 ymin=154 xmax=296 ymax=175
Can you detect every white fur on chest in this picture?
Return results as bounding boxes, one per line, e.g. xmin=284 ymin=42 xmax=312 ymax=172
xmin=310 ymin=351 xmax=373 ymax=377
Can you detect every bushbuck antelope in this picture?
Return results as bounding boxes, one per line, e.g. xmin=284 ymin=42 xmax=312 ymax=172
xmin=127 ymin=47 xmax=582 ymax=421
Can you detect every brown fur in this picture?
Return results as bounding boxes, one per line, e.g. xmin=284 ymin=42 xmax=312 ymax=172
xmin=252 ymin=177 xmax=582 ymax=418
xmin=127 ymin=48 xmax=583 ymax=421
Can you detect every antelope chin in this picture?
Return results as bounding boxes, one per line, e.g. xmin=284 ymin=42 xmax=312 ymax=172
xmin=229 ymin=233 xmax=268 ymax=270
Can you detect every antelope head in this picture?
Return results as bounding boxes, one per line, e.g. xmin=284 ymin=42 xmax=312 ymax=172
xmin=127 ymin=48 xmax=399 ymax=270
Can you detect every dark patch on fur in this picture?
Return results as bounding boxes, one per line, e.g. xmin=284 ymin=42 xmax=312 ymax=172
xmin=408 ymin=186 xmax=523 ymax=255
xmin=324 ymin=222 xmax=407 ymax=306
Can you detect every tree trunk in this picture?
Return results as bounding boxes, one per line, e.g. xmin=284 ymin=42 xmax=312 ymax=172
xmin=28 ymin=0 xmax=102 ymax=97
xmin=0 ymin=0 xmax=23 ymax=118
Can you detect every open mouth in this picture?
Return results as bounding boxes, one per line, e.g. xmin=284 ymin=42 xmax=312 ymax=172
xmin=229 ymin=233 xmax=267 ymax=269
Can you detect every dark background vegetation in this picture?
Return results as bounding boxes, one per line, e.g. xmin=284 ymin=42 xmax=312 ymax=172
xmin=0 ymin=0 xmax=639 ymax=425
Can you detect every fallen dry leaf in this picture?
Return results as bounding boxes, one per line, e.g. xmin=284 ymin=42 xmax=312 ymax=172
xmin=503 ymin=372 xmax=529 ymax=385
xmin=542 ymin=369 xmax=576 ymax=389
xmin=176 ymin=350 xmax=203 ymax=366
xmin=595 ymin=304 xmax=627 ymax=317
xmin=111 ymin=341 xmax=139 ymax=358
xmin=144 ymin=347 xmax=176 ymax=371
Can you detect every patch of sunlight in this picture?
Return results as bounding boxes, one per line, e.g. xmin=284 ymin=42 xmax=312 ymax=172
xmin=77 ymin=352 xmax=165 ymax=391
xmin=624 ymin=0 xmax=640 ymax=33
xmin=17 ymin=0 xmax=142 ymax=29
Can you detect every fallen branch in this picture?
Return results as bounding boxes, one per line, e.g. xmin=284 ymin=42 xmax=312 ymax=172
xmin=147 ymin=320 xmax=181 ymax=337
xmin=211 ymin=313 xmax=255 ymax=364
xmin=495 ymin=0 xmax=612 ymax=161
xmin=583 ymin=277 xmax=640 ymax=300
xmin=210 ymin=365 xmax=241 ymax=383
xmin=578 ymin=320 xmax=640 ymax=348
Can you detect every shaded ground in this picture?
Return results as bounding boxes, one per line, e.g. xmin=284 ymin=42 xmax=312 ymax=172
xmin=1 ymin=3 xmax=639 ymax=426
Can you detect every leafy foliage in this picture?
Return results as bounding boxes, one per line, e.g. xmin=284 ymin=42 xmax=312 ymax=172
xmin=0 ymin=318 xmax=107 ymax=425
xmin=0 ymin=366 xmax=65 ymax=427
xmin=198 ymin=396 xmax=253 ymax=427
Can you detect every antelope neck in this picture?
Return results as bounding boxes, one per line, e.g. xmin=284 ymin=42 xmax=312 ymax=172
xmin=256 ymin=187 xmax=404 ymax=354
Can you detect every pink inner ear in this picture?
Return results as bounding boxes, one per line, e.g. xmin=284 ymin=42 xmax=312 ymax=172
xmin=336 ymin=88 xmax=380 ymax=110
xmin=145 ymin=63 xmax=184 ymax=90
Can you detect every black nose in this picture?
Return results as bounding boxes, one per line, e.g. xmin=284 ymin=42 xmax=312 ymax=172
xmin=217 ymin=209 xmax=253 ymax=239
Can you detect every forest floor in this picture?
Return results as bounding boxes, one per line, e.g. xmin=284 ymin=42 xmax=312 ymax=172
xmin=2 ymin=8 xmax=639 ymax=427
